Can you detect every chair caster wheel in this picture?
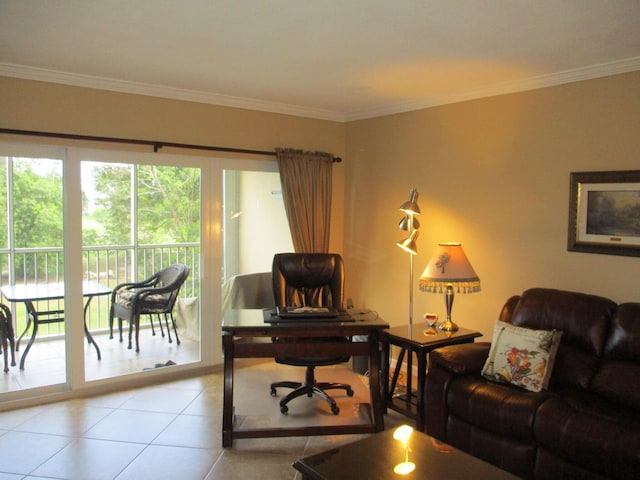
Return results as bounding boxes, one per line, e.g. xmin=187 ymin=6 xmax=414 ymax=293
xmin=331 ymin=404 xmax=340 ymax=415
xmin=346 ymin=388 xmax=354 ymax=397
xmin=270 ymin=388 xmax=277 ymax=396
xmin=280 ymin=405 xmax=289 ymax=414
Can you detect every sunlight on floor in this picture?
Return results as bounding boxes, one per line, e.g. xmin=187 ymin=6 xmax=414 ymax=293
xmin=1 ymin=327 xmax=200 ymax=393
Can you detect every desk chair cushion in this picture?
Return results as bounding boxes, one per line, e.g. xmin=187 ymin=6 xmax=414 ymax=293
xmin=274 ymin=336 xmax=350 ymax=366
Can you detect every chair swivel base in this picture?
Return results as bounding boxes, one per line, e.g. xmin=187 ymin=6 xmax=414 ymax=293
xmin=270 ymin=370 xmax=354 ymax=415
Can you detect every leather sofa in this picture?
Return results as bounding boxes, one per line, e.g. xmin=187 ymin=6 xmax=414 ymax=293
xmin=424 ymin=288 xmax=640 ymax=479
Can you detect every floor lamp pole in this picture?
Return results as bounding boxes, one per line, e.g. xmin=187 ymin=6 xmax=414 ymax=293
xmin=408 ymin=252 xmax=413 ymax=336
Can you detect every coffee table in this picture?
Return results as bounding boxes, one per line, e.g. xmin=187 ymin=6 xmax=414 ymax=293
xmin=293 ymin=427 xmax=519 ymax=479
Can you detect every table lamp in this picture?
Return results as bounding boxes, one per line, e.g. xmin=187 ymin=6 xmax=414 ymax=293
xmin=419 ymin=242 xmax=480 ymax=332
xmin=396 ymin=188 xmax=420 ymax=327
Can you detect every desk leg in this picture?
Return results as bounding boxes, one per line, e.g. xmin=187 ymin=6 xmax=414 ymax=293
xmin=83 ymin=297 xmax=101 ymax=360
xmin=19 ymin=302 xmax=37 ymax=370
xmin=416 ymin=351 xmax=427 ymax=432
xmin=381 ymin=340 xmax=389 ymax=413
xmin=368 ymin=330 xmax=384 ymax=432
xmin=222 ymin=333 xmax=234 ymax=447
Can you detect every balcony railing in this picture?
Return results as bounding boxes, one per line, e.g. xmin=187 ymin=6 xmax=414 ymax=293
xmin=0 ymin=244 xmax=200 ymax=338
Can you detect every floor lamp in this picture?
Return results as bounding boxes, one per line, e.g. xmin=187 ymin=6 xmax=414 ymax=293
xmin=396 ymin=188 xmax=421 ymax=329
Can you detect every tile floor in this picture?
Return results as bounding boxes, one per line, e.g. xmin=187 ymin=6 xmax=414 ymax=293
xmin=1 ymin=326 xmax=201 ymax=393
xmin=0 ymin=357 xmax=407 ymax=479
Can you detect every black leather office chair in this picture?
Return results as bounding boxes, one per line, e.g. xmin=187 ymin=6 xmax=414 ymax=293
xmin=269 ymin=253 xmax=353 ymax=414
xmin=109 ymin=264 xmax=190 ymax=353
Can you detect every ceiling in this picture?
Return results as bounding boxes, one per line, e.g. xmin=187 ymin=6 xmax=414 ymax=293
xmin=1 ymin=1 xmax=639 ymax=122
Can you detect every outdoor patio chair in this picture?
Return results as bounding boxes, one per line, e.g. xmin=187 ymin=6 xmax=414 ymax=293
xmin=109 ymin=264 xmax=190 ymax=353
xmin=0 ymin=303 xmax=16 ymax=373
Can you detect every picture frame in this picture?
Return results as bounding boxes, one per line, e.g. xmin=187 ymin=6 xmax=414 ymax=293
xmin=568 ymin=170 xmax=640 ymax=257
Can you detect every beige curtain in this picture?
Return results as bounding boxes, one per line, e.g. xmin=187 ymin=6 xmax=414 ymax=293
xmin=276 ymin=148 xmax=333 ymax=253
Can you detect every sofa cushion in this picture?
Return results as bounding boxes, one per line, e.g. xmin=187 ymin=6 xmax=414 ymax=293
xmin=534 ymin=392 xmax=640 ymax=479
xmin=509 ymin=288 xmax=616 ymax=390
xmin=482 ymin=320 xmax=562 ymax=392
xmin=590 ymin=302 xmax=640 ymax=410
xmin=448 ymin=375 xmax=553 ymax=442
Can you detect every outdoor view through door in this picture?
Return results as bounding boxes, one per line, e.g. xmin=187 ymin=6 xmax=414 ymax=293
xmin=0 ymin=153 xmax=66 ymax=390
xmin=0 ymin=148 xmax=289 ymax=403
xmin=81 ymin=161 xmax=201 ymax=381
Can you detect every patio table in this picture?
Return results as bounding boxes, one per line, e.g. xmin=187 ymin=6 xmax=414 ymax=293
xmin=0 ymin=280 xmax=111 ymax=369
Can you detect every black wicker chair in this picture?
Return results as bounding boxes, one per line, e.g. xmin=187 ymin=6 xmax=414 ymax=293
xmin=109 ymin=264 xmax=190 ymax=353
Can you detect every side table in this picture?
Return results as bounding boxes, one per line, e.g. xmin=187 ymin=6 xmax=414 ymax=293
xmin=381 ymin=324 xmax=482 ymax=431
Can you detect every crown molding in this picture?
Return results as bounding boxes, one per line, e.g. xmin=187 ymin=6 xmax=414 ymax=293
xmin=344 ymin=57 xmax=640 ymax=121
xmin=2 ymin=57 xmax=639 ymax=123
xmin=0 ymin=63 xmax=345 ymax=122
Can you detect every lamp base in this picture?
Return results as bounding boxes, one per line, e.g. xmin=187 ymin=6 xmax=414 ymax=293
xmin=438 ymin=284 xmax=459 ymax=332
xmin=438 ymin=320 xmax=459 ymax=332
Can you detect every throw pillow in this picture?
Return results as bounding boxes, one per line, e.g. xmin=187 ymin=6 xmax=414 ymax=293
xmin=482 ymin=321 xmax=562 ymax=392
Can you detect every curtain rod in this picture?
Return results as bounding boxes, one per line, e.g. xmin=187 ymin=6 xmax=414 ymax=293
xmin=0 ymin=128 xmax=342 ymax=162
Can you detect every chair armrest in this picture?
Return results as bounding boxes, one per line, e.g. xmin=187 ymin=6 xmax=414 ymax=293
xmin=430 ymin=342 xmax=491 ymax=375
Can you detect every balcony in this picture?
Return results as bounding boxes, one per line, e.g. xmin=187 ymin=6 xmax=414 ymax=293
xmin=0 ymin=244 xmax=201 ymax=391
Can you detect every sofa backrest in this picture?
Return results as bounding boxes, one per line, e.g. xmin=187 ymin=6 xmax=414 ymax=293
xmin=500 ymin=288 xmax=617 ymax=390
xmin=590 ymin=302 xmax=640 ymax=409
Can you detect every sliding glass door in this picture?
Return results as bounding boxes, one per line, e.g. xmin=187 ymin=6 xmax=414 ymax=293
xmin=80 ymin=158 xmax=202 ymax=381
xmin=0 ymin=140 xmax=292 ymax=407
xmin=0 ymin=144 xmax=67 ymax=393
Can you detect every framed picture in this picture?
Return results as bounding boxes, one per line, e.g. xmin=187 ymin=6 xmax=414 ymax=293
xmin=568 ymin=170 xmax=640 ymax=257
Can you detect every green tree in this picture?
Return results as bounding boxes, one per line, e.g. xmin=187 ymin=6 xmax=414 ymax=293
xmin=90 ymin=164 xmax=200 ymax=246
xmin=12 ymin=159 xmax=63 ymax=248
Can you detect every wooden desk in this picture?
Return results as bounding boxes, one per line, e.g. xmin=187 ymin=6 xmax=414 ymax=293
xmin=381 ymin=324 xmax=482 ymax=431
xmin=1 ymin=280 xmax=111 ymax=369
xmin=221 ymin=309 xmax=389 ymax=447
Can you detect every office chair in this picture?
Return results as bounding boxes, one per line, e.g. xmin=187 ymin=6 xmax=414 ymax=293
xmin=109 ymin=264 xmax=190 ymax=353
xmin=269 ymin=253 xmax=353 ymax=414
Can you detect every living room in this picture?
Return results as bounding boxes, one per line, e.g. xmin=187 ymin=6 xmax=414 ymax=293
xmin=0 ymin=2 xmax=639 ymax=477
xmin=2 ymin=68 xmax=638 ymax=345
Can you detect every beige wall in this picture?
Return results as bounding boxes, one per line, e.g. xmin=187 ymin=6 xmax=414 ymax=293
xmin=0 ymin=76 xmax=347 ymax=253
xmin=2 ymin=73 xmax=640 ymax=340
xmin=345 ymin=71 xmax=640 ymax=338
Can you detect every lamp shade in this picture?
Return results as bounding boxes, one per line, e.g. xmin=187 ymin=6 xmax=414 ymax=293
xmin=419 ymin=243 xmax=480 ymax=293
xmin=397 ymin=229 xmax=419 ymax=255
xmin=398 ymin=214 xmax=420 ymax=231
xmin=399 ymin=188 xmax=421 ymax=216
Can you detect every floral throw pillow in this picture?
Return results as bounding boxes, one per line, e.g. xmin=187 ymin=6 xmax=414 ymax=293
xmin=481 ymin=321 xmax=562 ymax=392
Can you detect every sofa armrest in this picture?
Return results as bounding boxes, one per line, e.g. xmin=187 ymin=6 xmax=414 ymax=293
xmin=425 ymin=342 xmax=490 ymax=440
xmin=430 ymin=342 xmax=491 ymax=375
